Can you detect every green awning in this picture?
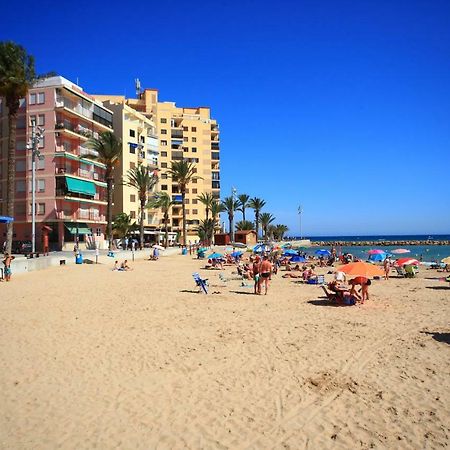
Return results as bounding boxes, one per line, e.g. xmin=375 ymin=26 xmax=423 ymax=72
xmin=64 ymin=223 xmax=91 ymax=235
xmin=65 ymin=176 xmax=96 ymax=196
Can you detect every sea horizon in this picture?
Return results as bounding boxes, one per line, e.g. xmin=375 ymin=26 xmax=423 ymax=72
xmin=289 ymin=234 xmax=450 ymax=242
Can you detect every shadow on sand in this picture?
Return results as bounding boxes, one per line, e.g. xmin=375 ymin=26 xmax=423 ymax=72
xmin=229 ymin=290 xmax=256 ymax=295
xmin=426 ymin=286 xmax=450 ymax=290
xmin=307 ymin=298 xmax=336 ymax=307
xmin=421 ymin=331 xmax=450 ymax=345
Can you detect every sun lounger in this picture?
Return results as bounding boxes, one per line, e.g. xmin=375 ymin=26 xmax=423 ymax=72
xmin=396 ymin=266 xmax=407 ymax=277
xmin=404 ymin=265 xmax=417 ymax=278
xmin=193 ymin=272 xmax=208 ymax=294
xmin=321 ymin=285 xmax=337 ymax=302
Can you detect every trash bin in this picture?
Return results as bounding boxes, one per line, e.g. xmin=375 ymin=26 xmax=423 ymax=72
xmin=75 ymin=253 xmax=83 ymax=264
xmin=182 ymin=248 xmax=188 ymax=255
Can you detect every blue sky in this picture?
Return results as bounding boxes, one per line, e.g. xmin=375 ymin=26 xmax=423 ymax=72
xmin=2 ymin=0 xmax=449 ymax=236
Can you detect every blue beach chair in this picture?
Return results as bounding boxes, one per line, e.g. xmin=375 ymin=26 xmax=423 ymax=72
xmin=193 ymin=272 xmax=208 ymax=294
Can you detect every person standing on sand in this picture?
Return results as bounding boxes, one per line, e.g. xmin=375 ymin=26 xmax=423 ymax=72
xmin=2 ymin=253 xmax=15 ymax=282
xmin=253 ymin=256 xmax=261 ymax=295
xmin=259 ymin=256 xmax=273 ymax=295
xmin=383 ymin=257 xmax=391 ymax=280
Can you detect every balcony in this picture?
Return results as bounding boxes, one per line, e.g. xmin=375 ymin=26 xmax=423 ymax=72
xmin=212 ymin=143 xmax=220 ymax=150
xmin=211 ymin=152 xmax=220 ymax=161
xmin=212 ymin=172 xmax=220 ymax=181
xmin=172 ymin=150 xmax=184 ymax=161
xmin=146 ymin=136 xmax=159 ymax=152
xmin=171 ymin=130 xmax=183 ymax=139
xmin=56 ymin=210 xmax=106 ymax=222
xmin=55 ymin=166 xmax=103 ymax=181
xmin=55 ymin=122 xmax=98 ymax=141
xmin=212 ymin=181 xmax=220 ymax=189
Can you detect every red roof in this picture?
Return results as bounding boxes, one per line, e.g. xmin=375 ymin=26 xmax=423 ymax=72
xmin=235 ymin=230 xmax=256 ymax=235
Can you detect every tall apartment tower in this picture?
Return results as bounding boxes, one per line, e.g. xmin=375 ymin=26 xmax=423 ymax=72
xmin=99 ymin=99 xmax=160 ymax=240
xmin=0 ymin=76 xmax=113 ymax=250
xmin=96 ymin=87 xmax=220 ymax=242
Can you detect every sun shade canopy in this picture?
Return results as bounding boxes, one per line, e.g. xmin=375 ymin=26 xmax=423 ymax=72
xmin=65 ymin=177 xmax=96 ymax=196
xmin=64 ymin=223 xmax=91 ymax=235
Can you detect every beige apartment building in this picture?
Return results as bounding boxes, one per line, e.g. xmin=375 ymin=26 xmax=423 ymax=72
xmin=96 ymin=88 xmax=220 ymax=242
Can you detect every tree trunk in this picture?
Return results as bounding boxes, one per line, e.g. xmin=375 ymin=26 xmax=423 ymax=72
xmin=181 ymin=189 xmax=187 ymax=246
xmin=139 ymin=196 xmax=145 ymax=250
xmin=243 ymin=208 xmax=246 ymax=221
xmin=5 ymin=109 xmax=18 ymax=254
xmin=164 ymin=212 xmax=169 ymax=248
xmin=255 ymin=212 xmax=259 ymax=240
xmin=106 ymin=176 xmax=113 ymax=251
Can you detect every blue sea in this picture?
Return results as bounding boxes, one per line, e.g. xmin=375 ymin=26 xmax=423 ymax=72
xmin=291 ymin=235 xmax=450 ymax=262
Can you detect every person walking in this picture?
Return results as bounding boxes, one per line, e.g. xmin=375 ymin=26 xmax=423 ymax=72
xmin=2 ymin=253 xmax=15 ymax=282
xmin=258 ymin=256 xmax=273 ymax=295
xmin=383 ymin=257 xmax=391 ymax=280
xmin=253 ymin=256 xmax=261 ymax=295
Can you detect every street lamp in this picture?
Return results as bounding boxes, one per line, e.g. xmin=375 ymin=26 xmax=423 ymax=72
xmin=27 ymin=119 xmax=45 ymax=254
xmin=298 ymin=204 xmax=303 ymax=240
xmin=231 ymin=186 xmax=237 ymax=243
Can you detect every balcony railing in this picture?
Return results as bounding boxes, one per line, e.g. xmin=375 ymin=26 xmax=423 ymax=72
xmin=56 ymin=211 xmax=106 ymax=222
xmin=55 ymin=122 xmax=99 ymax=140
xmin=56 ymin=96 xmax=93 ymax=120
xmin=212 ymin=143 xmax=220 ymax=150
xmin=55 ymin=167 xmax=103 ymax=181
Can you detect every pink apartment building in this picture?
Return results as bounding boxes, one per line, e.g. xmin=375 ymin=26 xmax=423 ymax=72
xmin=0 ymin=76 xmax=114 ymax=251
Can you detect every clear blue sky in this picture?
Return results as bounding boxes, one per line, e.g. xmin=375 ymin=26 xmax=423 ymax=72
xmin=2 ymin=0 xmax=449 ymax=236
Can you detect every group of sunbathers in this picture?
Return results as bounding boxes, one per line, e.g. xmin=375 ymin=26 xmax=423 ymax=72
xmin=112 ymin=260 xmax=132 ymax=271
xmin=327 ymin=272 xmax=371 ymax=304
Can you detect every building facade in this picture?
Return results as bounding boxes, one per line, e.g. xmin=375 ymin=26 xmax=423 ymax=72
xmin=0 ymin=76 xmax=114 ymax=250
xmin=96 ymin=88 xmax=220 ymax=242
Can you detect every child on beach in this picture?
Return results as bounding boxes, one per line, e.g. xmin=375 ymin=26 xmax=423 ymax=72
xmin=2 ymin=253 xmax=15 ymax=282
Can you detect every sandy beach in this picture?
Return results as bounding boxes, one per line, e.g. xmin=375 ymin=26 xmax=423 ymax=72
xmin=0 ymin=253 xmax=449 ymax=449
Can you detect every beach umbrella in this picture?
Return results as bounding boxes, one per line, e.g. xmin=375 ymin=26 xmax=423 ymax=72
xmin=396 ymin=258 xmax=420 ymax=266
xmin=231 ymin=242 xmax=247 ymax=249
xmin=391 ymin=249 xmax=411 ymax=254
xmin=367 ymin=249 xmax=385 ymax=255
xmin=368 ymin=253 xmax=387 ymax=262
xmin=152 ymin=244 xmax=165 ymax=250
xmin=290 ymin=255 xmax=307 ymax=263
xmin=0 ymin=216 xmax=14 ymax=223
xmin=208 ymin=252 xmax=223 ymax=259
xmin=315 ymin=249 xmax=331 ymax=257
xmin=338 ymin=261 xmax=384 ymax=277
xmin=230 ymin=251 xmax=243 ymax=258
xmin=283 ymin=249 xmax=297 ymax=256
xmin=441 ymin=256 xmax=450 ymax=264
xmin=253 ymin=244 xmax=267 ymax=253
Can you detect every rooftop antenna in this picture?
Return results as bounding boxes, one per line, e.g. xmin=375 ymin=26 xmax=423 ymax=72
xmin=135 ymin=78 xmax=141 ymax=98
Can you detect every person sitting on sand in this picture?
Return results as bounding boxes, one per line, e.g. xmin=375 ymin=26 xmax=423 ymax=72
xmin=120 ymin=260 xmax=132 ymax=271
xmin=282 ymin=272 xmax=302 ymax=278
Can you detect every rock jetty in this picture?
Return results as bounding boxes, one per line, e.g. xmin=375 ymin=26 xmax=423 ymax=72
xmin=310 ymin=240 xmax=449 ymax=247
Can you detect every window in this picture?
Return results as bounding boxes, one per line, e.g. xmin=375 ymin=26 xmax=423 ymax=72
xmin=140 ymin=136 xmax=145 ymax=143
xmin=161 ymin=151 xmax=167 ymax=157
xmin=16 ymin=140 xmax=26 ymax=151
xmin=37 ymin=93 xmax=45 ymax=104
xmin=182 ymin=126 xmax=188 ymax=131
xmin=96 ymin=228 xmax=101 ymax=237
xmin=161 ymin=129 xmax=167 ymax=135
xmin=130 ymin=194 xmax=136 ymax=202
xmin=130 ymin=162 xmax=136 ymax=169
xmin=16 ymin=160 xmax=26 ymax=171
xmin=29 ymin=115 xmax=36 ymax=126
xmin=185 ymin=209 xmax=190 ymax=214
xmin=161 ymin=140 xmax=167 ymax=146
xmin=185 ymin=199 xmax=190 ymax=204
xmin=130 ymin=211 xmax=136 ymax=219
xmin=93 ymin=105 xmax=113 ymax=128
xmin=37 ymin=203 xmax=45 ymax=215
xmin=183 ymin=137 xmax=188 ymax=142
xmin=192 ymin=179 xmax=197 ymax=184
xmin=193 ymin=209 xmax=198 ymax=215
xmin=16 ymin=180 xmax=26 ymax=192
xmin=17 ymin=117 xmax=26 ymax=129
xmin=161 ymin=184 xmax=167 ymax=191
xmin=192 ymin=127 xmax=197 ymax=132
xmin=192 ymin=199 xmax=198 ymax=204
xmin=192 ymin=188 xmax=197 ymax=194
xmin=38 ymin=114 xmax=45 ymax=126
xmin=161 ymin=162 xmax=167 ymax=168
xmin=130 ymin=129 xmax=136 ymax=137
xmin=129 ymin=143 xmax=136 ymax=154
xmin=37 ymin=156 xmax=45 ymax=170
xmin=37 ymin=179 xmax=45 ymax=192
xmin=38 ymin=136 xmax=45 ymax=148
xmin=161 ymin=173 xmax=168 ymax=179
xmin=192 ymin=137 xmax=197 ymax=143
xmin=161 ymin=118 xmax=167 ymax=124
xmin=183 ymin=147 xmax=188 ymax=152
xmin=29 ymin=93 xmax=36 ymax=105
xmin=192 ymin=147 xmax=197 ymax=153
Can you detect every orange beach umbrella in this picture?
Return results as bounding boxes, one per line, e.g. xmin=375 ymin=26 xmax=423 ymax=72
xmin=338 ymin=261 xmax=384 ymax=278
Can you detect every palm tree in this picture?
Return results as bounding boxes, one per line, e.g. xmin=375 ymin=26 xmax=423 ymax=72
xmin=147 ymin=192 xmax=174 ymax=248
xmin=0 ymin=42 xmax=36 ymax=253
xmin=260 ymin=212 xmax=275 ymax=240
xmin=124 ymin=164 xmax=158 ymax=249
xmin=197 ymin=218 xmax=215 ymax=245
xmin=274 ymin=224 xmax=289 ymax=241
xmin=86 ymin=131 xmax=122 ymax=250
xmin=248 ymin=197 xmax=266 ymax=240
xmin=222 ymin=196 xmax=240 ymax=239
xmin=112 ymin=213 xmax=137 ymax=239
xmin=237 ymin=194 xmax=250 ymax=221
xmin=197 ymin=192 xmax=214 ymax=220
xmin=236 ymin=220 xmax=254 ymax=231
xmin=166 ymin=160 xmax=201 ymax=246
xmin=210 ymin=199 xmax=225 ymax=240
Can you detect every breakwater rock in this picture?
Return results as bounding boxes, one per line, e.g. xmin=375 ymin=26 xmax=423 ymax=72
xmin=310 ymin=240 xmax=450 ymax=247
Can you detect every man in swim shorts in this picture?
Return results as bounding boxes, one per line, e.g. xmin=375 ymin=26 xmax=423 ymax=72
xmin=259 ymin=256 xmax=272 ymax=295
xmin=2 ymin=253 xmax=15 ymax=282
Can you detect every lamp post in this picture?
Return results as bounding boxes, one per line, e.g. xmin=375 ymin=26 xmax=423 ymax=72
xmin=298 ymin=204 xmax=303 ymax=240
xmin=28 ymin=119 xmax=45 ymax=254
xmin=231 ymin=186 xmax=237 ymax=243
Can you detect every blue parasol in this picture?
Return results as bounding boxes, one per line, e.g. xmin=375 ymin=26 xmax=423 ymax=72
xmin=315 ymin=249 xmax=331 ymax=257
xmin=0 ymin=216 xmax=14 ymax=223
xmin=230 ymin=251 xmax=243 ymax=258
xmin=208 ymin=252 xmax=223 ymax=259
xmin=283 ymin=249 xmax=298 ymax=256
xmin=290 ymin=255 xmax=307 ymax=263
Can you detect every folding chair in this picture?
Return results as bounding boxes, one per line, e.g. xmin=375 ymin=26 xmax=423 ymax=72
xmin=193 ymin=272 xmax=208 ymax=294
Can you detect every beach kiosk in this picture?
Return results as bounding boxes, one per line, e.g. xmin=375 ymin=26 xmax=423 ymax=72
xmin=235 ymin=230 xmax=257 ymax=246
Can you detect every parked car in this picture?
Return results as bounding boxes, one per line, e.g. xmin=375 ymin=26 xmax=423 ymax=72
xmin=11 ymin=240 xmax=32 ymax=254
